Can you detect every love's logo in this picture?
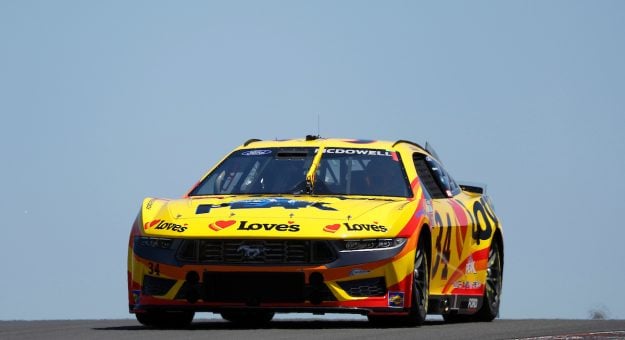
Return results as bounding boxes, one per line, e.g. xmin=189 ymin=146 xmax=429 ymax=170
xmin=323 ymin=223 xmax=341 ymax=233
xmin=144 ymin=219 xmax=161 ymax=230
xmin=209 ymin=220 xmax=236 ymax=231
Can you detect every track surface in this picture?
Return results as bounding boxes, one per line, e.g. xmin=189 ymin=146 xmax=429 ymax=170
xmin=2 ymin=318 xmax=625 ymax=340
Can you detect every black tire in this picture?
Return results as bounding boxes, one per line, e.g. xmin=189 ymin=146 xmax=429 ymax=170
xmin=474 ymin=241 xmax=503 ymax=321
xmin=220 ymin=310 xmax=275 ymax=325
xmin=406 ymin=237 xmax=429 ymax=325
xmin=135 ymin=310 xmax=194 ymax=328
xmin=367 ymin=237 xmax=429 ymax=327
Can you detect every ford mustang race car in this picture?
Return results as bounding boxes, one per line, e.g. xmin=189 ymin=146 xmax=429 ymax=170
xmin=127 ymin=136 xmax=503 ymax=327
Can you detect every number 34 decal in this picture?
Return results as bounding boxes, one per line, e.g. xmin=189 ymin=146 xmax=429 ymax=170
xmin=147 ymin=262 xmax=160 ymax=276
xmin=431 ymin=197 xmax=498 ymax=280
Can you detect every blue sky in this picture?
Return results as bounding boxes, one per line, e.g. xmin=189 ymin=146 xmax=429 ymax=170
xmin=1 ymin=1 xmax=624 ymax=320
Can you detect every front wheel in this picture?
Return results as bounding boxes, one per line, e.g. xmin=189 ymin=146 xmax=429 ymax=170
xmin=405 ymin=237 xmax=429 ymax=325
xmin=367 ymin=237 xmax=429 ymax=326
xmin=135 ymin=310 xmax=194 ymax=328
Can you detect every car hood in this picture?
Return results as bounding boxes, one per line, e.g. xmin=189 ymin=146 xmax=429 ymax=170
xmin=140 ymin=195 xmax=419 ymax=239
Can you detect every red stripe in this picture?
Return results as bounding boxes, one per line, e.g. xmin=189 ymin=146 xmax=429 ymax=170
xmin=397 ymin=199 xmax=425 ymax=237
xmin=397 ymin=178 xmax=425 ymax=237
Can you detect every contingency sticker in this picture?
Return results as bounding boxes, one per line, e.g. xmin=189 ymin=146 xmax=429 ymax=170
xmin=388 ymin=292 xmax=404 ymax=308
xmin=132 ymin=290 xmax=141 ymax=304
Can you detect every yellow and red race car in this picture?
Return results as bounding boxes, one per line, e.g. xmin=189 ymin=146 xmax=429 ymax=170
xmin=127 ymin=137 xmax=503 ymax=327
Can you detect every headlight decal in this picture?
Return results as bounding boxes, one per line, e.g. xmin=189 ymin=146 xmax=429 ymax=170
xmin=342 ymin=238 xmax=407 ymax=251
xmin=136 ymin=236 xmax=173 ymax=249
xmin=325 ymin=237 xmax=408 ymax=268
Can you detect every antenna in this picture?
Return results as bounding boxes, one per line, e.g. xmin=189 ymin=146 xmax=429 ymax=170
xmin=317 ymin=114 xmax=320 ymax=137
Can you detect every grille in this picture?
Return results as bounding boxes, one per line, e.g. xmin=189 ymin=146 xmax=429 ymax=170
xmin=142 ymin=275 xmax=176 ymax=296
xmin=337 ymin=277 xmax=387 ymax=297
xmin=177 ymin=239 xmax=336 ymax=265
xmin=203 ymin=271 xmax=305 ymax=303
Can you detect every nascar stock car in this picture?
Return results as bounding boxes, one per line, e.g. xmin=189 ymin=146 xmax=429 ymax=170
xmin=128 ymin=136 xmax=503 ymax=327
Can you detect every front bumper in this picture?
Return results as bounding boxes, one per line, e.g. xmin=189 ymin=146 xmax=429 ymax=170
xmin=128 ymin=236 xmax=416 ymax=316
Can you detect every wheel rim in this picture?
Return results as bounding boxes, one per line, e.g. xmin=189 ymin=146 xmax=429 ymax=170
xmin=485 ymin=244 xmax=502 ymax=310
xmin=413 ymin=246 xmax=428 ymax=312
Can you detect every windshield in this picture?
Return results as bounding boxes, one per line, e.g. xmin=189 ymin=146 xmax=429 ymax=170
xmin=189 ymin=147 xmax=411 ymax=197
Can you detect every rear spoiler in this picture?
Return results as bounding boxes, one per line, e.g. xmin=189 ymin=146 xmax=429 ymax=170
xmin=458 ymin=181 xmax=486 ymax=195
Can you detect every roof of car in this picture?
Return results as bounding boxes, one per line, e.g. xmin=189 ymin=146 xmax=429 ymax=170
xmin=236 ymin=137 xmax=428 ymax=153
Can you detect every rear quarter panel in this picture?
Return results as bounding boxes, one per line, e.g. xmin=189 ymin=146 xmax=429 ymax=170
xmin=429 ymin=192 xmax=501 ymax=296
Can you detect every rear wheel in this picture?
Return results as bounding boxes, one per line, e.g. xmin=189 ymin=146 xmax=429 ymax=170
xmin=443 ymin=241 xmax=502 ymax=323
xmin=135 ymin=310 xmax=194 ymax=328
xmin=474 ymin=241 xmax=502 ymax=321
xmin=220 ymin=310 xmax=275 ymax=325
xmin=367 ymin=237 xmax=429 ymax=326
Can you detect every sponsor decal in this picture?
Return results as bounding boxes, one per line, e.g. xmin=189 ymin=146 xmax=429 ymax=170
xmin=465 ymin=255 xmax=477 ymax=274
xmin=208 ymin=219 xmax=236 ymax=231
xmin=230 ymin=198 xmax=336 ymax=210
xmin=144 ymin=219 xmax=161 ymax=230
xmin=323 ymin=223 xmax=341 ymax=233
xmin=241 ymin=149 xmax=272 ymax=156
xmin=453 ymin=280 xmax=483 ymax=289
xmin=132 ymin=290 xmax=141 ymax=304
xmin=237 ymin=220 xmax=300 ymax=232
xmin=146 ymin=198 xmax=155 ymax=210
xmin=349 ymin=269 xmax=370 ymax=276
xmin=343 ymin=222 xmax=388 ymax=233
xmin=144 ymin=219 xmax=187 ymax=232
xmin=208 ymin=220 xmax=299 ymax=232
xmin=196 ymin=198 xmax=336 ymax=214
xmin=472 ymin=197 xmax=498 ymax=245
xmin=316 ymin=148 xmax=392 ymax=157
xmin=424 ymin=201 xmax=436 ymax=224
xmin=237 ymin=245 xmax=265 ymax=259
xmin=468 ymin=298 xmax=479 ymax=309
xmin=388 ymin=292 xmax=404 ymax=308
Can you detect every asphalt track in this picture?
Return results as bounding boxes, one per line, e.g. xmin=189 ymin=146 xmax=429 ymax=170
xmin=1 ymin=318 xmax=625 ymax=340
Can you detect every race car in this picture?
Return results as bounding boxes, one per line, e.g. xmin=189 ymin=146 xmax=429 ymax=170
xmin=127 ymin=136 xmax=503 ymax=327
